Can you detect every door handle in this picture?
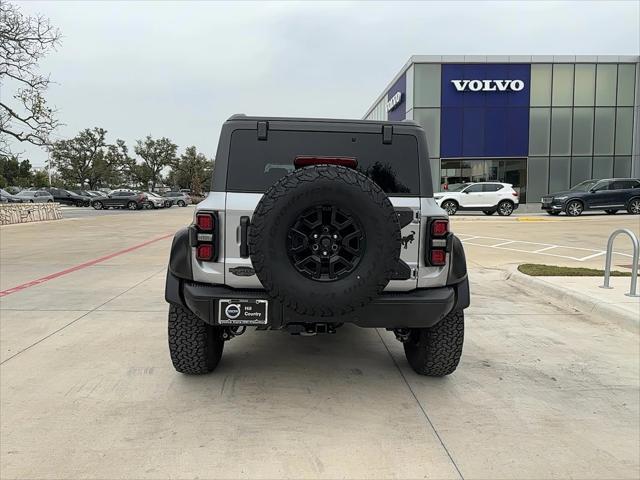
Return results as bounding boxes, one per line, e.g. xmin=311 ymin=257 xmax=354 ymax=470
xmin=240 ymin=216 xmax=250 ymax=258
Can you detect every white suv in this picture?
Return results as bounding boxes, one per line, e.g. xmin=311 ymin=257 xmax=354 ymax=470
xmin=434 ymin=182 xmax=519 ymax=216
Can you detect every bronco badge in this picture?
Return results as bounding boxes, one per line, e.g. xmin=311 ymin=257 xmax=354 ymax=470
xmin=229 ymin=266 xmax=256 ymax=277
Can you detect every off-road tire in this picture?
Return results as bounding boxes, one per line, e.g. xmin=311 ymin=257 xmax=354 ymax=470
xmin=249 ymin=164 xmax=400 ymax=316
xmin=441 ymin=200 xmax=458 ymax=215
xmin=168 ymin=304 xmax=224 ymax=374
xmin=403 ymin=310 xmax=464 ymax=376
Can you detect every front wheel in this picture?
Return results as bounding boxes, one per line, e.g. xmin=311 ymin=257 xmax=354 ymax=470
xmin=627 ymin=198 xmax=640 ymax=215
xmin=403 ymin=310 xmax=464 ymax=376
xmin=604 ymin=209 xmax=618 ymax=215
xmin=93 ymin=201 xmax=103 ymax=210
xmin=168 ymin=304 xmax=224 ymax=374
xmin=565 ymin=200 xmax=583 ymax=216
xmin=177 ymin=200 xmax=186 ymax=207
xmin=441 ymin=200 xmax=458 ymax=215
xmin=497 ymin=201 xmax=514 ymax=216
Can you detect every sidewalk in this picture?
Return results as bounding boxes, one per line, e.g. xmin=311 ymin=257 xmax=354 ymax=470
xmin=508 ymin=267 xmax=640 ymax=332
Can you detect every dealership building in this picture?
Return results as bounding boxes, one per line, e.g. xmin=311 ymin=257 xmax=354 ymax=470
xmin=363 ymin=55 xmax=639 ymax=203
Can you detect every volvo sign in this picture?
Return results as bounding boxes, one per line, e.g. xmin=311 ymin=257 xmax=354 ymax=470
xmin=451 ymin=79 xmax=525 ymax=92
xmin=386 ymin=91 xmax=403 ymax=112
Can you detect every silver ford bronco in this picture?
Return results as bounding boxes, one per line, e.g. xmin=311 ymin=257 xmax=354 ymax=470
xmin=165 ymin=115 xmax=470 ymax=376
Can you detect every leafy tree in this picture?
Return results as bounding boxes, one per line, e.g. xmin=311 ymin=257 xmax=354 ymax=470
xmin=32 ymin=169 xmax=48 ymax=187
xmin=167 ymin=146 xmax=212 ymax=194
xmin=0 ymin=1 xmax=61 ymax=155
xmin=134 ymin=136 xmax=177 ymax=190
xmin=0 ymin=152 xmax=32 ymax=186
xmin=50 ymin=128 xmax=107 ymax=188
xmin=50 ymin=127 xmax=130 ymax=189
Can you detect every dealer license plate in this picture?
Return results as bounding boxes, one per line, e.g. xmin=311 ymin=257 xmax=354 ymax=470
xmin=218 ymin=299 xmax=268 ymax=325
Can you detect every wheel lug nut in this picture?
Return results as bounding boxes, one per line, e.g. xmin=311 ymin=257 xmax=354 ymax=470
xmin=333 ymin=234 xmax=337 ymax=239
xmin=323 ymin=251 xmax=327 ymax=256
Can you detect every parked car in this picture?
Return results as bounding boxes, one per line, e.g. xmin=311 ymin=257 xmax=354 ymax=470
xmin=165 ymin=115 xmax=470 ymax=377
xmin=73 ymin=189 xmax=103 ymax=198
xmin=15 ymin=190 xmax=54 ymax=203
xmin=88 ymin=190 xmax=107 ymax=197
xmin=434 ymin=182 xmax=519 ymax=216
xmin=0 ymin=188 xmax=23 ymax=203
xmin=542 ymin=178 xmax=640 ymax=216
xmin=44 ymin=188 xmax=91 ymax=206
xmin=91 ymin=190 xmax=147 ymax=210
xmin=163 ymin=191 xmax=192 ymax=207
xmin=145 ymin=192 xmax=171 ymax=209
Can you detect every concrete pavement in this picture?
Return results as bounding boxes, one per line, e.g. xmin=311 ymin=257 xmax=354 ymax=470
xmin=1 ymin=207 xmax=639 ymax=479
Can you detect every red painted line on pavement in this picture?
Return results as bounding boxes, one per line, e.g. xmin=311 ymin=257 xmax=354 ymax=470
xmin=0 ymin=233 xmax=174 ymax=298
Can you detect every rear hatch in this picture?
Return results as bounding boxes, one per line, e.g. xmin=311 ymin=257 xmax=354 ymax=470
xmin=222 ymin=127 xmax=422 ymax=292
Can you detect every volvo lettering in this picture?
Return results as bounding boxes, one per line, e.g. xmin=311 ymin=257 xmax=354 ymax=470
xmin=451 ymin=79 xmax=525 ymax=92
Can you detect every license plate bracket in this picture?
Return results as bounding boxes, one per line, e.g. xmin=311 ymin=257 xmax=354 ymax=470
xmin=218 ymin=299 xmax=268 ymax=325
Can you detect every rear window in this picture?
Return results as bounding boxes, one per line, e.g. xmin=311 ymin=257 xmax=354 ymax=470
xmin=226 ymin=130 xmax=421 ymax=195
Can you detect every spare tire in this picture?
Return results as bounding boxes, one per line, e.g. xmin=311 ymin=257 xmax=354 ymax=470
xmin=249 ymin=164 xmax=401 ymax=316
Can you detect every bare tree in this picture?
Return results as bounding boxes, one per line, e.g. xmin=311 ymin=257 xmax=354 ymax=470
xmin=0 ymin=0 xmax=61 ymax=155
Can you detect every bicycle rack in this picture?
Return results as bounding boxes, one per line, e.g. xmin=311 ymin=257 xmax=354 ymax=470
xmin=599 ymin=228 xmax=639 ymax=297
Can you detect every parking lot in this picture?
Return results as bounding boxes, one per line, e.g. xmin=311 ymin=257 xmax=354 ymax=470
xmin=1 ymin=208 xmax=639 ymax=479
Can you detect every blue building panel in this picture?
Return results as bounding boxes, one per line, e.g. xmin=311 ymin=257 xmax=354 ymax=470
xmin=440 ymin=64 xmax=531 ymax=158
xmin=386 ymin=73 xmax=406 ymax=121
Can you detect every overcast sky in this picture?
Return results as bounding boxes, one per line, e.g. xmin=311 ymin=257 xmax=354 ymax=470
xmin=8 ymin=0 xmax=640 ymax=167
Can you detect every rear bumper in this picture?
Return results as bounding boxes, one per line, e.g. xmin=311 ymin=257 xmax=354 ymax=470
xmin=165 ymin=271 xmax=469 ymax=329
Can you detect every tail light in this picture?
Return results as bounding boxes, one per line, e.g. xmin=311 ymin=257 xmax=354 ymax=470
xmin=195 ymin=212 xmax=218 ymax=261
xmin=427 ymin=218 xmax=449 ymax=267
xmin=512 ymin=192 xmax=519 ymax=197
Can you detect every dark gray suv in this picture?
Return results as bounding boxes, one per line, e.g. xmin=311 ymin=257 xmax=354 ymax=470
xmin=541 ymin=178 xmax=640 ymax=216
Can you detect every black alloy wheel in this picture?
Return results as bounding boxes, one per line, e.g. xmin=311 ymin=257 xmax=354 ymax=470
xmin=441 ymin=200 xmax=457 ymax=215
xmin=497 ymin=201 xmax=514 ymax=216
xmin=287 ymin=205 xmax=365 ymax=282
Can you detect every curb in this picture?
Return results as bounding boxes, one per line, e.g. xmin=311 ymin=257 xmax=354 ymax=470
xmin=506 ymin=266 xmax=639 ymax=333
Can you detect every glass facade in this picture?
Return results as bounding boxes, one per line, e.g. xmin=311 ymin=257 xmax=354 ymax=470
xmin=365 ymin=58 xmax=639 ymax=202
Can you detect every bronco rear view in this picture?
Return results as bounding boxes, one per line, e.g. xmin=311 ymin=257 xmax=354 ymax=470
xmin=165 ymin=115 xmax=470 ymax=376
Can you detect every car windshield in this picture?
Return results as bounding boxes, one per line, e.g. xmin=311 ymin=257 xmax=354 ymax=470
xmin=570 ymin=180 xmax=598 ymax=192
xmin=448 ymin=183 xmax=471 ymax=192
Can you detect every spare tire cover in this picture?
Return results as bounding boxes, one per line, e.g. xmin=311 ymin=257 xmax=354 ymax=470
xmin=249 ymin=164 xmax=401 ymax=316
